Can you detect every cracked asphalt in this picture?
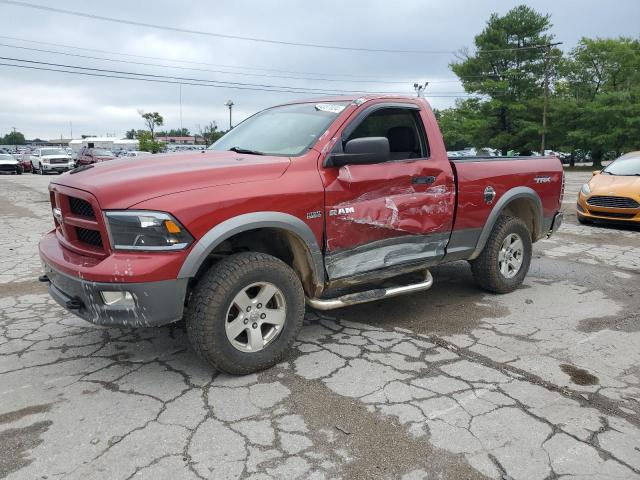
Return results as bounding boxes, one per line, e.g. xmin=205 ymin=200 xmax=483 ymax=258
xmin=1 ymin=171 xmax=639 ymax=480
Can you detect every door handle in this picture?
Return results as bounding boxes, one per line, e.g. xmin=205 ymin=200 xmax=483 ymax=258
xmin=412 ymin=176 xmax=436 ymax=185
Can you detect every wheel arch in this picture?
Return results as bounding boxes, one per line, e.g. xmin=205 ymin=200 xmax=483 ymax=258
xmin=469 ymin=187 xmax=543 ymax=260
xmin=178 ymin=212 xmax=325 ymax=296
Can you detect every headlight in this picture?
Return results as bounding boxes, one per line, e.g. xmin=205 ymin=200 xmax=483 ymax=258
xmin=580 ymin=183 xmax=591 ymax=196
xmin=104 ymin=211 xmax=193 ymax=251
xmin=41 ymin=158 xmax=49 ymax=164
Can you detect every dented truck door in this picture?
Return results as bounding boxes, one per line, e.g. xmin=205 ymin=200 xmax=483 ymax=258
xmin=321 ymin=101 xmax=456 ymax=280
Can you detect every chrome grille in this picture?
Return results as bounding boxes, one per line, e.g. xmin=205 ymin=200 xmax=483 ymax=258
xmin=587 ymin=196 xmax=639 ymax=209
xmin=49 ymin=158 xmax=69 ymax=164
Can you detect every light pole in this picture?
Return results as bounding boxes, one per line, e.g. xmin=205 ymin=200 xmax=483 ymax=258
xmin=11 ymin=126 xmax=17 ymax=153
xmin=225 ymin=100 xmax=234 ymax=130
xmin=413 ymin=82 xmax=428 ymax=97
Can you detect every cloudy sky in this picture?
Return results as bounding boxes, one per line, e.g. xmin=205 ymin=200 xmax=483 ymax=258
xmin=0 ymin=0 xmax=638 ymax=140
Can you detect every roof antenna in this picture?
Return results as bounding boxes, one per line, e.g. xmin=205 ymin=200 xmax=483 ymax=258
xmin=414 ymin=82 xmax=428 ymax=97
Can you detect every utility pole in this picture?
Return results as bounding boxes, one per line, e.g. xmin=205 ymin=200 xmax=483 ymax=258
xmin=70 ymin=121 xmax=73 ymax=139
xmin=225 ymin=100 xmax=234 ymax=129
xmin=11 ymin=126 xmax=16 ymax=153
xmin=540 ymin=42 xmax=563 ymax=155
xmin=179 ymin=84 xmax=183 ymax=134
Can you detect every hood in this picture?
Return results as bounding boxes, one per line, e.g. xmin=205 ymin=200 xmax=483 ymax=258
xmin=0 ymin=158 xmax=17 ymax=165
xmin=590 ymin=174 xmax=640 ymax=198
xmin=42 ymin=155 xmax=72 ymax=160
xmin=51 ymin=150 xmax=291 ymax=209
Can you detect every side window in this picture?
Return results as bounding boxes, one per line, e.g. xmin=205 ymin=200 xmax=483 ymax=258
xmin=347 ymin=107 xmax=429 ymax=161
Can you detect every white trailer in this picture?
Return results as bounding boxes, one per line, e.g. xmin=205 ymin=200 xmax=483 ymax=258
xmin=69 ymin=138 xmax=139 ymax=154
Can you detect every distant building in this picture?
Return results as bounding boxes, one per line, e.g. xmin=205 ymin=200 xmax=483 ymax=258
xmin=154 ymin=135 xmax=205 ymax=145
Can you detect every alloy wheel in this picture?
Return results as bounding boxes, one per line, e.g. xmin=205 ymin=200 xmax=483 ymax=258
xmin=225 ymin=282 xmax=286 ymax=353
xmin=498 ymin=233 xmax=524 ymax=279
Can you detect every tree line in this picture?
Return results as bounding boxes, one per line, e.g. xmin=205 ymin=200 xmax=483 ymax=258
xmin=125 ymin=112 xmax=227 ymax=152
xmin=436 ymin=5 xmax=640 ymax=166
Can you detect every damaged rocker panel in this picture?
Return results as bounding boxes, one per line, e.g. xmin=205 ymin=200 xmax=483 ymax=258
xmin=325 ymin=232 xmax=449 ymax=280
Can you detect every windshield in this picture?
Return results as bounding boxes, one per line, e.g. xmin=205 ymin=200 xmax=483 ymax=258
xmin=92 ymin=149 xmax=113 ymax=156
xmin=40 ymin=148 xmax=67 ymax=156
xmin=603 ymin=154 xmax=640 ymax=176
xmin=210 ymin=102 xmax=349 ymax=156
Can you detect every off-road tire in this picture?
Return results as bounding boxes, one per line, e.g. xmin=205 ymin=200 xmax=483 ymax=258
xmin=470 ymin=215 xmax=532 ymax=293
xmin=186 ymin=252 xmax=305 ymax=375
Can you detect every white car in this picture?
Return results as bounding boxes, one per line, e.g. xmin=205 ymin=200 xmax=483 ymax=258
xmin=0 ymin=153 xmax=22 ymax=175
xmin=30 ymin=148 xmax=75 ymax=175
xmin=125 ymin=150 xmax=152 ymax=157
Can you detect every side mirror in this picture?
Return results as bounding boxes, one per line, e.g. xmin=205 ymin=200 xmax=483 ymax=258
xmin=592 ymin=170 xmax=600 ymax=176
xmin=326 ymin=137 xmax=390 ymax=168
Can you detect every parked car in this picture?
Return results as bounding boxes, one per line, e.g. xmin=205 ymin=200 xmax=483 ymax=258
xmin=125 ymin=150 xmax=152 ymax=158
xmin=19 ymin=152 xmax=32 ymax=172
xmin=30 ymin=148 xmax=74 ymax=175
xmin=0 ymin=153 xmax=22 ymax=174
xmin=577 ymin=151 xmax=640 ymax=225
xmin=39 ymin=95 xmax=563 ymax=375
xmin=75 ymin=146 xmax=116 ymax=166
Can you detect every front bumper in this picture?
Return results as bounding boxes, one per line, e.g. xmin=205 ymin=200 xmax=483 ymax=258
xmin=42 ymin=163 xmax=73 ymax=173
xmin=577 ymin=195 xmax=640 ymax=223
xmin=41 ymin=261 xmax=188 ymax=327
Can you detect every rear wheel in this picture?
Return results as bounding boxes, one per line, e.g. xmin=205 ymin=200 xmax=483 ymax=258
xmin=470 ymin=216 xmax=532 ymax=293
xmin=186 ymin=252 xmax=305 ymax=375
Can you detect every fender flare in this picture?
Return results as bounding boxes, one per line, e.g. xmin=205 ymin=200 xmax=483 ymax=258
xmin=177 ymin=212 xmax=325 ymax=284
xmin=469 ymin=187 xmax=543 ymax=260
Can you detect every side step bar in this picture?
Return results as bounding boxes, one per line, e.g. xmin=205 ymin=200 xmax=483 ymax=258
xmin=307 ymin=270 xmax=433 ymax=311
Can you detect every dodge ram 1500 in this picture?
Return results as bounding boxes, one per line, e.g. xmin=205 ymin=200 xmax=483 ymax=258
xmin=39 ymin=95 xmax=563 ymax=374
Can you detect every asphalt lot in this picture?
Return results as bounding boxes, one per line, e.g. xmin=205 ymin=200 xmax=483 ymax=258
xmin=1 ymin=171 xmax=639 ymax=480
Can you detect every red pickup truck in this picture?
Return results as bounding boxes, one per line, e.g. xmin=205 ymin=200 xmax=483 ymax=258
xmin=39 ymin=95 xmax=563 ymax=374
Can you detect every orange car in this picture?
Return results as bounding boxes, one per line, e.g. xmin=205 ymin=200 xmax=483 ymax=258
xmin=577 ymin=151 xmax=640 ymax=224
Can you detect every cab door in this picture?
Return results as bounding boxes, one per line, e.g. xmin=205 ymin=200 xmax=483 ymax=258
xmin=320 ymin=102 xmax=455 ymax=280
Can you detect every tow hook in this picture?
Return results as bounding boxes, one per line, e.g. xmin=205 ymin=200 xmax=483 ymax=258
xmin=65 ymin=298 xmax=84 ymax=310
xmin=38 ymin=275 xmax=50 ymax=283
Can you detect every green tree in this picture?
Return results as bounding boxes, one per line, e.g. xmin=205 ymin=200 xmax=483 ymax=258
xmin=554 ymin=37 xmax=640 ymax=166
xmin=199 ymin=121 xmax=223 ymax=146
xmin=137 ymin=131 xmax=164 ymax=154
xmin=2 ymin=130 xmax=25 ymax=146
xmin=140 ymin=111 xmax=164 ymax=139
xmin=125 ymin=129 xmax=136 ymax=140
xmin=434 ymin=103 xmax=478 ymax=151
xmin=156 ymin=128 xmax=191 ymax=137
xmin=450 ymin=5 xmax=560 ymax=154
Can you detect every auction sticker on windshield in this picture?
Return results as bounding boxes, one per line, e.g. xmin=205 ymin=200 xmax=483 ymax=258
xmin=315 ymin=104 xmax=346 ymax=113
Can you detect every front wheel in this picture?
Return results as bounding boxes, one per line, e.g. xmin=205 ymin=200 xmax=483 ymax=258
xmin=186 ymin=252 xmax=305 ymax=375
xmin=470 ymin=216 xmax=532 ymax=293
